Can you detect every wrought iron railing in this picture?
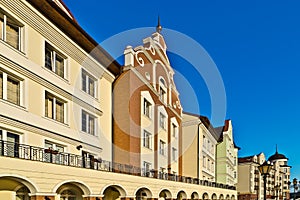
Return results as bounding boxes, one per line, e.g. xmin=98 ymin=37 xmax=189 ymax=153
xmin=0 ymin=140 xmax=236 ymax=190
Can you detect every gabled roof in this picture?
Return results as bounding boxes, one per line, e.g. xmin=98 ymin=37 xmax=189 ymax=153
xmin=26 ymin=0 xmax=121 ymax=76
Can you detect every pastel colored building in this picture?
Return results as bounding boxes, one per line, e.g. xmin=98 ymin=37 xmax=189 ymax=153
xmin=237 ymin=149 xmax=290 ymax=200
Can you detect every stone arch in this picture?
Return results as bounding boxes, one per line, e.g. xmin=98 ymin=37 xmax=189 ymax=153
xmin=159 ymin=189 xmax=172 ymax=200
xmin=56 ymin=181 xmax=90 ymax=200
xmin=231 ymin=195 xmax=235 ymax=200
xmin=219 ymin=194 xmax=224 ymax=200
xmin=0 ymin=174 xmax=38 ymax=193
xmin=202 ymin=192 xmax=209 ymax=200
xmin=177 ymin=190 xmax=187 ymax=200
xmin=211 ymin=193 xmax=217 ymax=200
xmin=102 ymin=184 xmax=127 ymax=200
xmin=53 ymin=180 xmax=91 ymax=195
xmin=191 ymin=192 xmax=199 ymax=200
xmin=135 ymin=187 xmax=153 ymax=200
xmin=225 ymin=195 xmax=230 ymax=200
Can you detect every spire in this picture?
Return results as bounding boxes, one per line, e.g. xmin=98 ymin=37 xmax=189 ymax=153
xmin=156 ymin=15 xmax=162 ymax=33
xmin=276 ymin=144 xmax=278 ymax=154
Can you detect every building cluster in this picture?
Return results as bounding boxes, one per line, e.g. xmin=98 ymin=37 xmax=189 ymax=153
xmin=237 ymin=149 xmax=291 ymax=200
xmin=0 ymin=0 xmax=290 ymax=200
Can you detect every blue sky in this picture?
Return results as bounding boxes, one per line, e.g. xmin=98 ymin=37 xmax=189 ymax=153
xmin=63 ymin=0 xmax=300 ymax=179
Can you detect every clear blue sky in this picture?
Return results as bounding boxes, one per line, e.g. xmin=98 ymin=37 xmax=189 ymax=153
xmin=63 ymin=0 xmax=300 ymax=179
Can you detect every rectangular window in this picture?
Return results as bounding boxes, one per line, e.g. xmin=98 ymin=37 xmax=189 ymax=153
xmin=45 ymin=42 xmax=66 ymax=78
xmin=159 ymin=86 xmax=166 ymax=102
xmin=82 ymin=69 xmax=96 ymax=97
xmin=172 ymin=123 xmax=177 ymax=138
xmin=159 ymin=140 xmax=166 ymax=156
xmin=82 ymin=110 xmax=96 ymax=135
xmin=143 ymin=98 xmax=151 ymax=118
xmin=45 ymin=92 xmax=65 ymax=123
xmin=0 ymin=71 xmax=22 ymax=106
xmin=143 ymin=130 xmax=151 ymax=149
xmin=7 ymin=132 xmax=19 ymax=157
xmin=0 ymin=11 xmax=23 ymax=51
xmin=159 ymin=113 xmax=166 ymax=129
xmin=172 ymin=147 xmax=177 ymax=161
xmin=143 ymin=161 xmax=151 ymax=175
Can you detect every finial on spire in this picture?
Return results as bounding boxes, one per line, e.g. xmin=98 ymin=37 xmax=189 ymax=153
xmin=156 ymin=15 xmax=162 ymax=33
xmin=276 ymin=144 xmax=278 ymax=154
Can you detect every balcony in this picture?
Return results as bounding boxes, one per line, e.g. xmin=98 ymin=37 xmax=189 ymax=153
xmin=0 ymin=140 xmax=236 ymax=190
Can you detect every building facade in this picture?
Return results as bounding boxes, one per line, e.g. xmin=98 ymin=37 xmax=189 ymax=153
xmin=237 ymin=149 xmax=290 ymax=200
xmin=0 ymin=0 xmax=238 ymax=200
xmin=215 ymin=120 xmax=239 ymax=186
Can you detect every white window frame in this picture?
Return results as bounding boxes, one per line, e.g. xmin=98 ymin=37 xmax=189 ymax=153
xmin=45 ymin=91 xmax=67 ymax=124
xmin=143 ymin=130 xmax=152 ymax=149
xmin=81 ymin=69 xmax=97 ymax=98
xmin=143 ymin=161 xmax=151 ymax=173
xmin=158 ymin=77 xmax=167 ymax=103
xmin=0 ymin=70 xmax=23 ymax=106
xmin=159 ymin=113 xmax=166 ymax=129
xmin=172 ymin=123 xmax=178 ymax=138
xmin=143 ymin=98 xmax=151 ymax=118
xmin=159 ymin=140 xmax=166 ymax=156
xmin=172 ymin=147 xmax=177 ymax=161
xmin=44 ymin=42 xmax=67 ymax=79
xmin=81 ymin=110 xmax=97 ymax=136
xmin=0 ymin=10 xmax=24 ymax=51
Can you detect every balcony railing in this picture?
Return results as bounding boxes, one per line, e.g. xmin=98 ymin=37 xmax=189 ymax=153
xmin=0 ymin=140 xmax=236 ymax=190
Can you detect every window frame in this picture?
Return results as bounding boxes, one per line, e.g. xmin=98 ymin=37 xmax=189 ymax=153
xmin=81 ymin=110 xmax=97 ymax=136
xmin=0 ymin=10 xmax=24 ymax=51
xmin=45 ymin=91 xmax=66 ymax=124
xmin=143 ymin=130 xmax=152 ymax=149
xmin=81 ymin=69 xmax=97 ymax=98
xmin=44 ymin=42 xmax=67 ymax=79
xmin=159 ymin=140 xmax=166 ymax=156
xmin=143 ymin=98 xmax=152 ymax=118
xmin=172 ymin=147 xmax=177 ymax=161
xmin=159 ymin=113 xmax=166 ymax=129
xmin=0 ymin=70 xmax=23 ymax=106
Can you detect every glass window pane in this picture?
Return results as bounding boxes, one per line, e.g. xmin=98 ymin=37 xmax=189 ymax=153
xmin=88 ymin=77 xmax=94 ymax=96
xmin=56 ymin=100 xmax=64 ymax=123
xmin=45 ymin=94 xmax=53 ymax=119
xmin=82 ymin=112 xmax=87 ymax=132
xmin=7 ymin=76 xmax=20 ymax=105
xmin=55 ymin=55 xmax=64 ymax=78
xmin=82 ymin=72 xmax=87 ymax=92
xmin=45 ymin=48 xmax=52 ymax=70
xmin=88 ymin=115 xmax=95 ymax=135
xmin=6 ymin=20 xmax=19 ymax=49
xmin=0 ymin=16 xmax=3 ymax=40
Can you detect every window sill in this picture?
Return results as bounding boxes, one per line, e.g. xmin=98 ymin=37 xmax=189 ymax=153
xmin=79 ymin=130 xmax=98 ymax=138
xmin=0 ymin=99 xmax=27 ymax=112
xmin=0 ymin=40 xmax=27 ymax=58
xmin=142 ymin=146 xmax=153 ymax=151
xmin=42 ymin=116 xmax=69 ymax=127
xmin=42 ymin=66 xmax=70 ymax=84
xmin=81 ymin=90 xmax=99 ymax=101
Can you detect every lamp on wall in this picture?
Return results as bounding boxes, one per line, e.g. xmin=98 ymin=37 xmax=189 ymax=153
xmin=258 ymin=161 xmax=272 ymax=200
xmin=76 ymin=145 xmax=83 ymax=150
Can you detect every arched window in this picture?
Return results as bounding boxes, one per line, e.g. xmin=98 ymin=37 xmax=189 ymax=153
xmin=16 ymin=186 xmax=30 ymax=200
